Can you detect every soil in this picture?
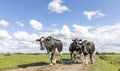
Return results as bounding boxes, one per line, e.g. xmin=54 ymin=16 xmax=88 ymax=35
xmin=3 ymin=60 xmax=92 ymax=71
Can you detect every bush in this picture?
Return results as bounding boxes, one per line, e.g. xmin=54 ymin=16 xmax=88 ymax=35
xmin=4 ymin=53 xmax=11 ymax=56
xmin=101 ymin=52 xmax=116 ymax=55
xmin=14 ymin=53 xmax=24 ymax=55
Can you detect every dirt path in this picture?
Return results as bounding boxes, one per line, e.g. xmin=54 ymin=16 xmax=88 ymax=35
xmin=4 ymin=61 xmax=92 ymax=71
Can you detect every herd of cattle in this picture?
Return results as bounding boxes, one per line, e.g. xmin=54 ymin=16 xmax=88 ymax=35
xmin=36 ymin=36 xmax=95 ymax=65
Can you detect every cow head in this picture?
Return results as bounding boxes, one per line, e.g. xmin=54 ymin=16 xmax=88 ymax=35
xmin=72 ymin=38 xmax=82 ymax=49
xmin=36 ymin=37 xmax=46 ymax=50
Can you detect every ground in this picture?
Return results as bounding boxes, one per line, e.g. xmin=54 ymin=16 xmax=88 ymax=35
xmin=3 ymin=60 xmax=92 ymax=71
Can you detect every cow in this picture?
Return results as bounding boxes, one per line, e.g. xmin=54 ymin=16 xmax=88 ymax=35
xmin=69 ymin=38 xmax=83 ymax=62
xmin=36 ymin=36 xmax=63 ymax=65
xmin=81 ymin=40 xmax=95 ymax=65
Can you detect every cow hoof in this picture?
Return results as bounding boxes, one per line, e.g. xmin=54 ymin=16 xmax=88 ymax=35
xmin=52 ymin=60 xmax=56 ymax=64
xmin=84 ymin=61 xmax=88 ymax=65
xmin=74 ymin=60 xmax=77 ymax=63
xmin=85 ymin=62 xmax=88 ymax=65
xmin=74 ymin=59 xmax=79 ymax=63
xmin=76 ymin=59 xmax=79 ymax=63
xmin=50 ymin=63 xmax=53 ymax=66
xmin=53 ymin=63 xmax=56 ymax=65
xmin=91 ymin=62 xmax=93 ymax=64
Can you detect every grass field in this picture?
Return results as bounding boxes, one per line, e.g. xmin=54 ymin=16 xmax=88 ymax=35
xmin=0 ymin=54 xmax=120 ymax=71
xmin=90 ymin=54 xmax=120 ymax=71
xmin=0 ymin=54 xmax=70 ymax=70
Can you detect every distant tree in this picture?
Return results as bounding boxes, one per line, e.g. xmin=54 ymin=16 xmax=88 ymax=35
xmin=101 ymin=52 xmax=116 ymax=55
xmin=4 ymin=53 xmax=11 ymax=56
xmin=32 ymin=53 xmax=41 ymax=55
xmin=15 ymin=53 xmax=24 ymax=55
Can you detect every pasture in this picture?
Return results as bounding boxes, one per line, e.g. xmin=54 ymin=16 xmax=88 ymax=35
xmin=90 ymin=54 xmax=120 ymax=71
xmin=0 ymin=54 xmax=69 ymax=70
xmin=0 ymin=53 xmax=120 ymax=71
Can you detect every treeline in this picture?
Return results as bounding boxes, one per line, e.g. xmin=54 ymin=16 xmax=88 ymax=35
xmin=0 ymin=52 xmax=120 ymax=56
xmin=100 ymin=52 xmax=119 ymax=55
xmin=0 ymin=53 xmax=70 ymax=56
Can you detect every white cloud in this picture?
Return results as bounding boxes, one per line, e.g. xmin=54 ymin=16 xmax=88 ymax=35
xmin=48 ymin=0 xmax=70 ymax=13
xmin=83 ymin=10 xmax=105 ymax=20
xmin=12 ymin=31 xmax=40 ymax=52
xmin=0 ymin=31 xmax=40 ymax=53
xmin=29 ymin=19 xmax=43 ymax=30
xmin=0 ymin=20 xmax=9 ymax=27
xmin=0 ymin=30 xmax=13 ymax=52
xmin=33 ymin=24 xmax=120 ymax=53
xmin=1 ymin=23 xmax=120 ymax=53
xmin=0 ymin=30 xmax=12 ymax=40
xmin=16 ymin=22 xmax=24 ymax=27
xmin=61 ymin=25 xmax=71 ymax=37
xmin=14 ymin=31 xmax=39 ymax=42
xmin=72 ymin=24 xmax=93 ymax=38
xmin=0 ymin=29 xmax=38 ymax=53
xmin=37 ymin=25 xmax=72 ymax=53
xmin=52 ymin=25 xmax=71 ymax=38
xmin=72 ymin=24 xmax=120 ymax=53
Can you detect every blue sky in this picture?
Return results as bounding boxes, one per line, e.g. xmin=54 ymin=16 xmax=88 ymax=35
xmin=0 ymin=0 xmax=120 ymax=53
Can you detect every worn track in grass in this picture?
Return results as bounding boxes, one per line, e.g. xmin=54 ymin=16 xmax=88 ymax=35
xmin=3 ymin=60 xmax=92 ymax=71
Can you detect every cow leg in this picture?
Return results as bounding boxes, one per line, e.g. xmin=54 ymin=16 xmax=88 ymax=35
xmin=79 ymin=53 xmax=83 ymax=62
xmin=50 ymin=53 xmax=55 ymax=65
xmin=52 ymin=57 xmax=56 ymax=65
xmin=52 ymin=53 xmax=57 ymax=65
xmin=73 ymin=51 xmax=79 ymax=63
xmin=70 ymin=52 xmax=73 ymax=60
xmin=84 ymin=55 xmax=88 ymax=65
xmin=90 ymin=53 xmax=94 ymax=64
xmin=73 ymin=53 xmax=77 ymax=62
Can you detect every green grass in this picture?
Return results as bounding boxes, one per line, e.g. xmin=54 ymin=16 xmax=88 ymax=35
xmin=90 ymin=55 xmax=120 ymax=71
xmin=0 ymin=54 xmax=70 ymax=70
xmin=1 ymin=54 xmax=120 ymax=71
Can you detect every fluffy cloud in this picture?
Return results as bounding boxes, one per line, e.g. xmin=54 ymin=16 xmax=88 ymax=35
xmin=14 ymin=31 xmax=39 ymax=42
xmin=26 ymin=24 xmax=120 ymax=53
xmin=83 ymin=10 xmax=105 ymax=20
xmin=52 ymin=25 xmax=71 ymax=38
xmin=0 ymin=30 xmax=12 ymax=40
xmin=0 ymin=30 xmax=12 ymax=52
xmin=0 ymin=20 xmax=9 ymax=27
xmin=0 ymin=30 xmax=12 ymax=50
xmin=0 ymin=30 xmax=40 ymax=53
xmin=29 ymin=19 xmax=43 ymax=30
xmin=72 ymin=24 xmax=93 ymax=38
xmin=48 ymin=0 xmax=70 ymax=13
xmin=72 ymin=24 xmax=120 ymax=53
xmin=38 ymin=25 xmax=72 ymax=53
xmin=12 ymin=31 xmax=40 ymax=52
xmin=1 ymin=23 xmax=120 ymax=53
xmin=16 ymin=22 xmax=24 ymax=27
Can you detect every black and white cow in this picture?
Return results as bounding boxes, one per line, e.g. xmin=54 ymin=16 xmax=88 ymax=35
xmin=36 ymin=36 xmax=63 ymax=65
xmin=81 ymin=40 xmax=95 ymax=64
xmin=69 ymin=38 xmax=83 ymax=62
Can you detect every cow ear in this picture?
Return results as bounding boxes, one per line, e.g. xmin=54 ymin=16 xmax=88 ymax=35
xmin=79 ymin=39 xmax=82 ymax=41
xmin=72 ymin=39 xmax=74 ymax=41
xmin=36 ymin=39 xmax=39 ymax=41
